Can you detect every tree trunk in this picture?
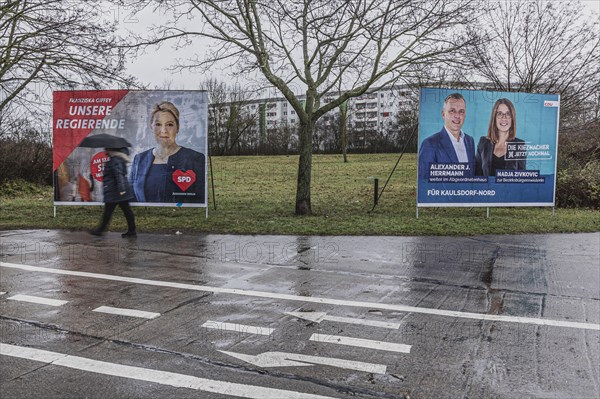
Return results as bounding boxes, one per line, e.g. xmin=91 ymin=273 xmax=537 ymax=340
xmin=340 ymin=106 xmax=348 ymax=163
xmin=295 ymin=119 xmax=314 ymax=215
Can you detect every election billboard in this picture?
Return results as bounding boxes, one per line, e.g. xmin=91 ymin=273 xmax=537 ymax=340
xmin=53 ymin=90 xmax=208 ymax=207
xmin=417 ymin=88 xmax=559 ymax=207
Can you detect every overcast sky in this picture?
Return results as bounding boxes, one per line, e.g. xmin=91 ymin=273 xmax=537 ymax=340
xmin=119 ymin=1 xmax=600 ymax=92
xmin=115 ymin=3 xmax=241 ymax=91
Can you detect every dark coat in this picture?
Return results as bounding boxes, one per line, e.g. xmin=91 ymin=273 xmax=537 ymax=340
xmin=102 ymin=154 xmax=134 ymax=203
xmin=418 ymin=127 xmax=476 ymax=179
xmin=475 ymin=137 xmax=526 ymax=177
xmin=130 ymin=146 xmax=205 ymax=203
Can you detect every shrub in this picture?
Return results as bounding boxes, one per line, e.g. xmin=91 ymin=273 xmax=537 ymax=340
xmin=556 ymin=125 xmax=600 ymax=208
xmin=0 ymin=178 xmax=50 ymax=198
xmin=0 ymin=138 xmax=53 ymax=185
xmin=556 ymin=161 xmax=600 ymax=208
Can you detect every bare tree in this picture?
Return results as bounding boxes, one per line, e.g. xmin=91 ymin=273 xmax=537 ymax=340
xmin=393 ymin=108 xmax=419 ymax=153
xmin=127 ymin=0 xmax=477 ymax=214
xmin=224 ymin=87 xmax=258 ymax=154
xmin=202 ymin=78 xmax=228 ymax=154
xmin=201 ymin=78 xmax=258 ymax=155
xmin=0 ymin=0 xmax=136 ymax=130
xmin=465 ymin=0 xmax=600 ymax=129
xmin=264 ymin=121 xmax=296 ymax=155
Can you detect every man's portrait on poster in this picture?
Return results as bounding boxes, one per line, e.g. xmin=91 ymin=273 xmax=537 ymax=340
xmin=418 ymin=93 xmax=476 ymax=180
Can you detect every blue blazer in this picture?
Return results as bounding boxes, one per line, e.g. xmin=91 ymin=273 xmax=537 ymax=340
xmin=418 ymin=128 xmax=475 ymax=179
xmin=130 ymin=147 xmax=205 ymax=203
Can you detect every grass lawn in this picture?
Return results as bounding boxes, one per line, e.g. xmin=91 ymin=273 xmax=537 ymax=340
xmin=1 ymin=154 xmax=598 ymax=235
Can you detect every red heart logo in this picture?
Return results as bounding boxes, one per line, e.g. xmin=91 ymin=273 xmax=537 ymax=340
xmin=172 ymin=170 xmax=196 ymax=192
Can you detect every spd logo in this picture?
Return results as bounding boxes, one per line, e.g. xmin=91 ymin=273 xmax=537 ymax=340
xmin=172 ymin=169 xmax=196 ymax=191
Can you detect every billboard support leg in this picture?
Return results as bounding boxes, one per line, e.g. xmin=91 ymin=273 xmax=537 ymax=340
xmin=53 ymin=206 xmax=56 ymax=218
xmin=205 ymin=207 xmax=208 ymax=219
xmin=486 ymin=207 xmax=490 ymax=219
xmin=416 ymin=207 xmax=419 ymax=219
xmin=209 ymin=155 xmax=216 ymax=211
xmin=371 ymin=125 xmax=418 ymax=213
xmin=552 ymin=207 xmax=555 ymax=217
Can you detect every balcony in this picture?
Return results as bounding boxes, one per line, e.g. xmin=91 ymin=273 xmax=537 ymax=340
xmin=354 ymin=111 xmax=378 ymax=120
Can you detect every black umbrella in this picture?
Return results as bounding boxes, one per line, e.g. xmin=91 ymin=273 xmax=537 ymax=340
xmin=79 ymin=133 xmax=131 ymax=149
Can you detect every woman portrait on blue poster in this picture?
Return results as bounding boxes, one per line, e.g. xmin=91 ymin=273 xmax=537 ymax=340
xmin=475 ymin=98 xmax=526 ymax=177
xmin=130 ymin=101 xmax=205 ymax=203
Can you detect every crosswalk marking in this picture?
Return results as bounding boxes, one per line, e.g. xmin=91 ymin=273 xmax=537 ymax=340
xmin=201 ymin=321 xmax=274 ymax=336
xmin=286 ymin=311 xmax=401 ymax=329
xmin=310 ymin=334 xmax=411 ymax=353
xmin=92 ymin=306 xmax=160 ymax=319
xmin=7 ymin=294 xmax=68 ymax=307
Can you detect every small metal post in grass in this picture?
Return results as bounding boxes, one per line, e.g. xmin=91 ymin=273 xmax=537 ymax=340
xmin=373 ymin=178 xmax=379 ymax=207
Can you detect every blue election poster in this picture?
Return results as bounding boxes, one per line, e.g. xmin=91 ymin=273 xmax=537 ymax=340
xmin=417 ymin=88 xmax=559 ymax=207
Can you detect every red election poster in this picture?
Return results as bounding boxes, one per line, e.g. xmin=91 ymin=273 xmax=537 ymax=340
xmin=53 ymin=90 xmax=208 ymax=207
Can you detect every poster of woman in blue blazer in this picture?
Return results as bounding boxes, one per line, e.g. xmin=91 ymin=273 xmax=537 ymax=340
xmin=129 ymin=101 xmax=206 ymax=204
xmin=52 ymin=90 xmax=208 ymax=208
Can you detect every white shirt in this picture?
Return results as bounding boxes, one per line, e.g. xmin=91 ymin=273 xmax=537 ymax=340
xmin=445 ymin=127 xmax=468 ymax=163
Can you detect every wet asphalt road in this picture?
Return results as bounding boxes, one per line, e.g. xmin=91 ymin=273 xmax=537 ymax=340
xmin=0 ymin=229 xmax=598 ymax=398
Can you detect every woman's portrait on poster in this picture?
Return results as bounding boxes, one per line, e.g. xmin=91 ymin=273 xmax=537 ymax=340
xmin=130 ymin=101 xmax=205 ymax=203
xmin=475 ymin=98 xmax=527 ymax=177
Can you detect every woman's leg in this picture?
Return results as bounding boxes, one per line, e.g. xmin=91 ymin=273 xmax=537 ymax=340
xmin=118 ymin=201 xmax=136 ymax=235
xmin=92 ymin=202 xmax=117 ymax=234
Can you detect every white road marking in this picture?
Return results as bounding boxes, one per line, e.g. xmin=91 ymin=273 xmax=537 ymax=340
xmin=286 ymin=311 xmax=401 ymax=329
xmin=1 ymin=261 xmax=599 ymax=331
xmin=310 ymin=333 xmax=411 ymax=353
xmin=0 ymin=343 xmax=336 ymax=399
xmin=93 ymin=306 xmax=160 ymax=319
xmin=7 ymin=294 xmax=68 ymax=307
xmin=0 ymin=292 xmax=6 ymax=295
xmin=220 ymin=350 xmax=387 ymax=374
xmin=201 ymin=321 xmax=274 ymax=336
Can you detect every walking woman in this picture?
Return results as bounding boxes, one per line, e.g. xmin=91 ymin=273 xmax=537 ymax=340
xmin=90 ymin=147 xmax=137 ymax=237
